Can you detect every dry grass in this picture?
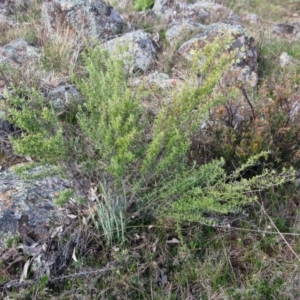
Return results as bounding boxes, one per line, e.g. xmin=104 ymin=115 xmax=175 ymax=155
xmin=223 ymin=0 xmax=299 ymax=22
xmin=38 ymin=23 xmax=84 ymax=75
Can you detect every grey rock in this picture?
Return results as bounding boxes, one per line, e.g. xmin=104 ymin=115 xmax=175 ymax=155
xmin=0 ymin=166 xmax=71 ymax=251
xmin=272 ymin=23 xmax=300 ymax=41
xmin=104 ymin=30 xmax=156 ymax=72
xmin=166 ymin=21 xmax=206 ymax=46
xmin=0 ymin=12 xmax=15 ymax=28
xmin=153 ymin=0 xmax=239 ymax=24
xmin=128 ymin=72 xmax=177 ymax=90
xmin=230 ymin=113 xmax=245 ymax=130
xmin=0 ymin=0 xmax=37 ymax=28
xmin=242 ymin=13 xmax=260 ymax=24
xmin=272 ymin=23 xmax=296 ymax=35
xmin=41 ymin=0 xmax=123 ymax=41
xmin=280 ymin=52 xmax=295 ymax=68
xmin=0 ymin=38 xmax=39 ymax=66
xmin=177 ymin=23 xmax=258 ymax=87
xmin=0 ymin=118 xmax=15 ymax=139
xmin=153 ymin=0 xmax=186 ymax=19
xmin=0 ymin=0 xmax=32 ymax=10
xmin=187 ymin=1 xmax=239 ymax=24
xmin=45 ymin=84 xmax=81 ymax=111
xmin=146 ymin=72 xmax=173 ymax=89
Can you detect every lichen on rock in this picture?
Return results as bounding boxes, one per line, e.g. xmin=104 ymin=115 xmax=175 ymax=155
xmin=0 ymin=166 xmax=72 ymax=252
xmin=41 ymin=0 xmax=123 ymax=40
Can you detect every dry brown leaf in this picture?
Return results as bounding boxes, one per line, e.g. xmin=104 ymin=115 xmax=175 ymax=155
xmin=0 ymin=248 xmax=19 ymax=262
xmin=134 ymin=233 xmax=141 ymax=240
xmin=19 ymin=259 xmax=31 ymax=282
xmin=42 ymin=243 xmax=48 ymax=252
xmin=88 ymin=186 xmax=98 ymax=202
xmin=82 ymin=205 xmax=98 ymax=216
xmin=113 ymin=246 xmax=120 ymax=252
xmin=132 ymin=243 xmax=148 ymax=250
xmin=51 ymin=226 xmax=63 ymax=238
xmin=67 ymin=214 xmax=77 ymax=219
xmin=23 ymin=243 xmax=43 ymax=256
xmin=166 ymin=238 xmax=180 ymax=244
xmin=72 ymin=247 xmax=77 ymax=262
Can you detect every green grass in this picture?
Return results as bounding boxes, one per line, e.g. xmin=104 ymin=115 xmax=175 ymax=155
xmin=133 ymin=0 xmax=154 ymax=11
xmin=225 ymin=0 xmax=297 ymax=21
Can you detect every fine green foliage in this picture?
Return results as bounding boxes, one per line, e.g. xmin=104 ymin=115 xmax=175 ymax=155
xmin=74 ymin=48 xmax=143 ymax=179
xmin=3 ymin=37 xmax=295 ymax=226
xmin=140 ymin=36 xmax=234 ymax=178
xmin=163 ymin=153 xmax=295 ymax=223
xmin=133 ymin=0 xmax=154 ymax=11
xmin=91 ymin=183 xmax=127 ymax=245
xmin=3 ymin=87 xmax=66 ymax=162
xmin=54 ymin=189 xmax=75 ymax=206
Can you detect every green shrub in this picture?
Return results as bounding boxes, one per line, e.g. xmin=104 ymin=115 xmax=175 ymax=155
xmin=54 ymin=189 xmax=75 ymax=206
xmin=162 ymin=152 xmax=295 ymax=223
xmin=74 ymin=48 xmax=143 ymax=179
xmin=3 ymin=36 xmax=295 ymax=227
xmin=133 ymin=0 xmax=154 ymax=11
xmin=4 ymin=86 xmax=66 ymax=162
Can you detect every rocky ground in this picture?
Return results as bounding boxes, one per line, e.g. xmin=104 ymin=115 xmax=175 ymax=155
xmin=0 ymin=0 xmax=300 ymax=299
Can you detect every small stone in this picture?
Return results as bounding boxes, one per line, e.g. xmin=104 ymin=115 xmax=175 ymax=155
xmin=104 ymin=30 xmax=156 ymax=72
xmin=280 ymin=52 xmax=294 ymax=68
xmin=243 ymin=13 xmax=260 ymax=24
xmin=272 ymin=23 xmax=295 ymax=35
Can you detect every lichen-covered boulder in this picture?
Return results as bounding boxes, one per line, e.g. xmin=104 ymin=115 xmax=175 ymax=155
xmin=41 ymin=0 xmax=123 ymax=40
xmin=165 ymin=21 xmax=206 ymax=46
xmin=272 ymin=23 xmax=297 ymax=35
xmin=104 ymin=30 xmax=156 ymax=72
xmin=185 ymin=1 xmax=239 ymax=24
xmin=0 ymin=11 xmax=15 ymax=29
xmin=272 ymin=23 xmax=300 ymax=41
xmin=242 ymin=13 xmax=260 ymax=25
xmin=0 ymin=0 xmax=32 ymax=10
xmin=0 ymin=166 xmax=71 ymax=252
xmin=44 ymin=84 xmax=81 ymax=111
xmin=153 ymin=0 xmax=239 ymax=24
xmin=0 ymin=0 xmax=36 ymax=29
xmin=0 ymin=39 xmax=39 ymax=149
xmin=157 ymin=1 xmax=240 ymax=48
xmin=145 ymin=71 xmax=176 ymax=89
xmin=152 ymin=0 xmax=186 ymax=20
xmin=128 ymin=71 xmax=178 ymax=90
xmin=177 ymin=23 xmax=258 ymax=88
xmin=0 ymin=38 xmax=39 ymax=66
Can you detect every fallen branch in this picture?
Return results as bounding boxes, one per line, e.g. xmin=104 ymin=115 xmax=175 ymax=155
xmin=0 ymin=263 xmax=117 ymax=293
